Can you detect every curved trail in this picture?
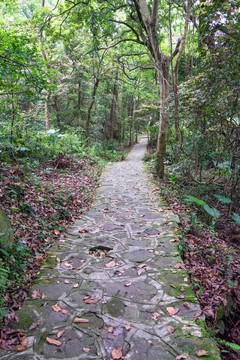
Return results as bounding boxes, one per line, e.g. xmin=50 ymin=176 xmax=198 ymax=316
xmin=0 ymin=138 xmax=220 ymax=360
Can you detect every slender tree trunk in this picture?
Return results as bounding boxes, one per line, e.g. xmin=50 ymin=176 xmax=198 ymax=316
xmin=172 ymin=0 xmax=191 ymax=143
xmin=156 ymin=62 xmax=170 ymax=178
xmin=85 ymin=78 xmax=99 ymax=139
xmin=109 ymin=71 xmax=119 ymax=139
xmin=40 ymin=0 xmax=50 ymax=132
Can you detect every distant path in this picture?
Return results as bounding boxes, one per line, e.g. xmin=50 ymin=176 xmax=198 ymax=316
xmin=1 ymin=137 xmax=220 ymax=360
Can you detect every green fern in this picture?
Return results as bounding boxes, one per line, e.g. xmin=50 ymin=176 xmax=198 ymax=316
xmin=217 ymin=338 xmax=240 ymax=352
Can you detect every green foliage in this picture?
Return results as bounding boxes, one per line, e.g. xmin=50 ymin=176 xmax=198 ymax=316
xmin=217 ymin=338 xmax=240 ymax=353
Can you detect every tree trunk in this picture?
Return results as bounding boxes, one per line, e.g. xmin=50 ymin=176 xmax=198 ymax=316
xmin=85 ymin=78 xmax=99 ymax=139
xmin=156 ymin=61 xmax=170 ymax=178
xmin=109 ymin=71 xmax=119 ymax=139
xmin=40 ymin=0 xmax=50 ymax=132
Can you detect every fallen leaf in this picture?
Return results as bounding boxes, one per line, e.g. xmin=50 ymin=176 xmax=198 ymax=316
xmin=111 ymin=348 xmax=122 ymax=359
xmin=57 ymin=258 xmax=61 ymax=262
xmin=29 ymin=320 xmax=41 ymax=331
xmin=108 ymin=327 xmax=114 ymax=333
xmin=151 ymin=312 xmax=161 ymax=320
xmin=56 ymin=330 xmax=65 ymax=339
xmin=147 ymin=340 xmax=153 ymax=344
xmin=174 ymin=263 xmax=184 ymax=269
xmin=138 ymin=263 xmax=147 ymax=269
xmin=125 ymin=282 xmax=132 ymax=287
xmin=125 ymin=324 xmax=131 ymax=331
xmin=44 ymin=279 xmax=50 ymax=283
xmin=183 ymin=302 xmax=190 ymax=309
xmin=15 ymin=337 xmax=28 ymax=352
xmin=64 ymin=279 xmax=70 ymax=284
xmin=83 ymin=347 xmax=90 ymax=353
xmin=167 ymin=326 xmax=175 ymax=333
xmin=61 ymin=309 xmax=68 ymax=314
xmin=170 ymin=238 xmax=179 ymax=242
xmin=46 ymin=337 xmax=61 ymax=346
xmin=54 ymin=229 xmax=60 ymax=235
xmin=137 ymin=269 xmax=144 ymax=276
xmin=105 ymin=261 xmax=116 ymax=268
xmin=196 ymin=349 xmax=208 ymax=357
xmin=84 ymin=297 xmax=99 ymax=304
xmin=166 ymin=307 xmax=179 ymax=315
xmin=170 ymin=284 xmax=177 ymax=288
xmin=31 ymin=290 xmax=41 ymax=299
xmin=148 ymin=249 xmax=154 ymax=253
xmin=203 ymin=309 xmax=214 ymax=318
xmin=73 ymin=318 xmax=89 ymax=323
xmin=73 ymin=283 xmax=78 ymax=288
xmin=79 ymin=259 xmax=85 ymax=263
xmin=176 ymin=355 xmax=187 ymax=360
xmin=180 ymin=286 xmax=185 ymax=292
xmin=194 ymin=311 xmax=203 ymax=318
xmin=52 ymin=304 xmax=61 ymax=312
xmin=176 ymin=295 xmax=185 ymax=299
xmin=184 ymin=277 xmax=188 ymax=282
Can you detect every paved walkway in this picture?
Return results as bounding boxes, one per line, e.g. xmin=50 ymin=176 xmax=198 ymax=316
xmin=0 ymin=138 xmax=220 ymax=360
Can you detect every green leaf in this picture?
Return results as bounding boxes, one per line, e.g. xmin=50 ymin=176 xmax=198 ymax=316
xmin=214 ymin=195 xmax=231 ymax=204
xmin=185 ymin=195 xmax=207 ymax=206
xmin=203 ymin=204 xmax=221 ymax=218
xmin=232 ymin=213 xmax=240 ymax=225
xmin=38 ymin=197 xmax=45 ymax=202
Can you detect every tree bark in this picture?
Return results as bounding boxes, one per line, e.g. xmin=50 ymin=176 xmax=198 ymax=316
xmin=40 ymin=0 xmax=50 ymax=132
xmin=85 ymin=78 xmax=99 ymax=139
xmin=109 ymin=71 xmax=119 ymax=139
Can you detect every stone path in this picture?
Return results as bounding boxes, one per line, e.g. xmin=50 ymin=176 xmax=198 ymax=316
xmin=0 ymin=138 xmax=220 ymax=360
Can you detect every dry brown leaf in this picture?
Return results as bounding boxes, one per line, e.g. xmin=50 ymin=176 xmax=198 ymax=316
xmin=151 ymin=312 xmax=161 ymax=320
xmin=46 ymin=337 xmax=61 ymax=346
xmin=138 ymin=263 xmax=147 ymax=269
xmin=15 ymin=337 xmax=28 ymax=352
xmin=148 ymin=249 xmax=154 ymax=253
xmin=176 ymin=355 xmax=187 ymax=360
xmin=105 ymin=261 xmax=116 ymax=268
xmin=54 ymin=229 xmax=60 ymax=235
xmin=84 ymin=297 xmax=99 ymax=304
xmin=52 ymin=304 xmax=61 ymax=312
xmin=166 ymin=307 xmax=179 ymax=315
xmin=111 ymin=348 xmax=122 ymax=359
xmin=64 ymin=279 xmax=70 ymax=284
xmin=83 ymin=347 xmax=90 ymax=353
xmin=176 ymin=295 xmax=185 ymax=299
xmin=125 ymin=282 xmax=132 ymax=287
xmin=194 ymin=311 xmax=203 ymax=318
xmin=108 ymin=327 xmax=114 ymax=333
xmin=170 ymin=284 xmax=177 ymax=288
xmin=56 ymin=330 xmax=65 ymax=339
xmin=125 ymin=324 xmax=131 ymax=331
xmin=180 ymin=286 xmax=185 ymax=292
xmin=29 ymin=320 xmax=41 ymax=331
xmin=61 ymin=309 xmax=68 ymax=314
xmin=31 ymin=290 xmax=41 ymax=299
xmin=167 ymin=325 xmax=175 ymax=334
xmin=203 ymin=309 xmax=214 ymax=318
xmin=79 ymin=259 xmax=85 ymax=263
xmin=147 ymin=340 xmax=153 ymax=344
xmin=73 ymin=318 xmax=89 ymax=323
xmin=174 ymin=263 xmax=184 ymax=269
xmin=183 ymin=302 xmax=190 ymax=309
xmin=73 ymin=283 xmax=78 ymax=288
xmin=196 ymin=349 xmax=208 ymax=357
xmin=170 ymin=238 xmax=180 ymax=242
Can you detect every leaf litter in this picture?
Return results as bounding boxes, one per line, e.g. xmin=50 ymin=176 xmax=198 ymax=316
xmin=0 ymin=157 xmax=99 ymax=350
